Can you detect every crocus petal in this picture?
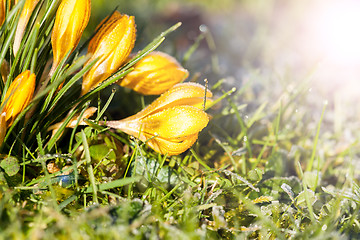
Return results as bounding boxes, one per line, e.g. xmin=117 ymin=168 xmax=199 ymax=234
xmin=51 ymin=0 xmax=91 ymax=75
xmin=13 ymin=0 xmax=39 ymax=56
xmin=129 ymin=82 xmax=212 ymax=121
xmin=119 ymin=51 xmax=189 ymax=95
xmin=81 ymin=11 xmax=136 ymax=95
xmin=145 ymin=133 xmax=199 ymax=155
xmin=1 ymin=70 xmax=35 ymax=126
xmin=0 ymin=0 xmax=6 ymax=26
xmin=139 ymin=106 xmax=209 ymax=139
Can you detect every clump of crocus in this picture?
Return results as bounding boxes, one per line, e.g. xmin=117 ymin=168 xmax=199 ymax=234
xmin=50 ymin=0 xmax=91 ymax=75
xmin=81 ymin=11 xmax=136 ymax=95
xmin=104 ymin=83 xmax=212 ymax=155
xmin=1 ymin=70 xmax=35 ymax=127
xmin=13 ymin=0 xmax=39 ymax=56
xmin=119 ymin=51 xmax=189 ymax=95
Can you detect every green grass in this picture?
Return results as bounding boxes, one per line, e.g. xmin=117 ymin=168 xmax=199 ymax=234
xmin=1 ymin=0 xmax=360 ymax=239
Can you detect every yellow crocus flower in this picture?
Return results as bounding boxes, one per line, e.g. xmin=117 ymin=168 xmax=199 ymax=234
xmin=119 ymin=51 xmax=189 ymax=95
xmin=13 ymin=0 xmax=39 ymax=56
xmin=50 ymin=0 xmax=91 ymax=75
xmin=81 ymin=11 xmax=136 ymax=95
xmin=105 ymin=83 xmax=212 ymax=155
xmin=1 ymin=70 xmax=35 ymax=126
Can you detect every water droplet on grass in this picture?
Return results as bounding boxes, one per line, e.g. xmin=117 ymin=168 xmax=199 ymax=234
xmin=199 ymin=24 xmax=208 ymax=32
xmin=322 ymin=224 xmax=327 ymax=231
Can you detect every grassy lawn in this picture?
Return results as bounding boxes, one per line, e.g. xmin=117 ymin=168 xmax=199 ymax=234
xmin=0 ymin=0 xmax=359 ymax=239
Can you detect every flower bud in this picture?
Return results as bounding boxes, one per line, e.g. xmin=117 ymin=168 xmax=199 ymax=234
xmin=81 ymin=11 xmax=136 ymax=95
xmin=50 ymin=0 xmax=91 ymax=75
xmin=119 ymin=51 xmax=189 ymax=95
xmin=13 ymin=0 xmax=39 ymax=56
xmin=1 ymin=70 xmax=35 ymax=126
xmin=105 ymin=83 xmax=212 ymax=155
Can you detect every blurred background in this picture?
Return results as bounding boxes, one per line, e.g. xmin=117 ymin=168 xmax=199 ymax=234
xmin=89 ymin=0 xmax=360 ymax=134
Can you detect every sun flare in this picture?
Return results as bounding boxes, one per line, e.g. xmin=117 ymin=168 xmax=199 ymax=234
xmin=311 ymin=0 xmax=360 ymax=65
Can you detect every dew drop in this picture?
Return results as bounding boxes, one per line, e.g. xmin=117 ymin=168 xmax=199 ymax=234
xmin=322 ymin=224 xmax=327 ymax=231
xmin=199 ymin=24 xmax=208 ymax=32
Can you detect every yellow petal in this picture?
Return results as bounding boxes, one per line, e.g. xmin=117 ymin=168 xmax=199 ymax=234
xmin=51 ymin=0 xmax=91 ymax=74
xmin=145 ymin=133 xmax=199 ymax=156
xmin=119 ymin=51 xmax=189 ymax=95
xmin=1 ymin=70 xmax=35 ymax=126
xmin=81 ymin=11 xmax=136 ymax=95
xmin=130 ymin=82 xmax=212 ymax=121
xmin=13 ymin=0 xmax=39 ymax=56
xmin=0 ymin=0 xmax=5 ymax=26
xmin=139 ymin=106 xmax=209 ymax=139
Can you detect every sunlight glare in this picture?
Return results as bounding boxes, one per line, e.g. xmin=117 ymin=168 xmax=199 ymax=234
xmin=312 ymin=0 xmax=360 ymax=65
